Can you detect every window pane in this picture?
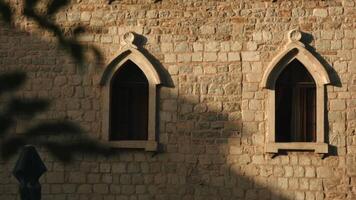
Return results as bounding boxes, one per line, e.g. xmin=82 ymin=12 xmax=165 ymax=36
xmin=110 ymin=60 xmax=148 ymax=141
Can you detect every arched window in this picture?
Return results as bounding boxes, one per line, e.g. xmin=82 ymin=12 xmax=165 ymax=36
xmin=261 ymin=29 xmax=331 ymax=154
xmin=100 ymin=32 xmax=162 ymax=151
xmin=110 ymin=60 xmax=149 ymax=141
xmin=275 ymin=60 xmax=316 ymax=143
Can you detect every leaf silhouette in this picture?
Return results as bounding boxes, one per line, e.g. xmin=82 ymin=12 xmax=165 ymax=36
xmin=68 ymin=138 xmax=112 ymax=156
xmin=73 ymin=26 xmax=86 ymax=36
xmin=1 ymin=0 xmax=103 ymax=66
xmin=0 ymin=136 xmax=26 ymax=160
xmin=0 ymin=0 xmax=110 ymax=163
xmin=25 ymin=121 xmax=82 ymax=137
xmin=24 ymin=0 xmax=39 ymax=10
xmin=7 ymin=98 xmax=49 ymax=118
xmin=46 ymin=0 xmax=69 ymax=15
xmin=42 ymin=141 xmax=73 ymax=162
xmin=67 ymin=40 xmax=84 ymax=64
xmin=0 ymin=115 xmax=14 ymax=137
xmin=0 ymin=0 xmax=12 ymax=23
xmin=0 ymin=72 xmax=26 ymax=95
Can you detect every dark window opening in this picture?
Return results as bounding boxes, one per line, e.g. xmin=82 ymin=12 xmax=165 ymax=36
xmin=110 ymin=60 xmax=148 ymax=141
xmin=275 ymin=60 xmax=316 ymax=142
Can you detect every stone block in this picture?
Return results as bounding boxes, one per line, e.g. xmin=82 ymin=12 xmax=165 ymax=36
xmin=278 ymin=178 xmax=288 ymax=189
xmin=174 ymin=42 xmax=189 ymax=52
xmin=205 ymin=42 xmax=219 ymax=52
xmin=313 ymin=9 xmax=328 ymax=17
xmin=162 ymin=100 xmax=178 ymax=111
xmin=101 ymin=36 xmax=112 ymax=43
xmin=295 ymin=191 xmax=305 ymax=200
xmin=289 ymin=178 xmax=299 ymax=190
xmin=204 ymin=66 xmax=217 ymax=74
xmin=228 ymin=52 xmax=240 ymax=61
xmin=305 ymin=166 xmax=316 ymax=178
xmin=218 ymin=53 xmax=227 ymax=61
xmin=221 ymin=42 xmax=230 ymax=52
xmin=161 ymin=43 xmax=173 ymax=52
xmin=93 ymin=184 xmax=108 ymax=194
xmin=330 ymin=100 xmax=346 ymax=110
xmin=203 ymin=52 xmax=217 ymax=62
xmin=231 ymin=42 xmax=242 ymax=51
xmin=177 ymin=54 xmax=192 ymax=62
xmin=67 ymin=172 xmax=86 ymax=183
xmin=284 ymin=166 xmax=293 ymax=177
xmin=316 ymin=166 xmax=333 ymax=178
xmin=246 ymin=41 xmax=257 ymax=51
xmin=77 ymin=184 xmax=92 ymax=194
xmin=200 ymin=25 xmax=215 ymax=34
xmin=46 ymin=172 xmax=64 ymax=183
xmin=164 ymin=54 xmax=176 ymax=63
xmin=112 ymin=163 xmax=126 ymax=173
xmin=193 ymin=42 xmax=203 ymax=51
xmin=241 ymin=52 xmax=260 ymax=61
xmin=110 ymin=185 xmax=120 ymax=194
xmin=192 ymin=52 xmax=203 ymax=61
xmin=309 ymin=179 xmax=323 ymax=191
xmin=88 ymin=174 xmax=101 ymax=183
xmin=67 ymin=12 xmax=80 ymax=22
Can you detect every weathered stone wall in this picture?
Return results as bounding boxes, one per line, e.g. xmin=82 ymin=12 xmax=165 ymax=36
xmin=1 ymin=0 xmax=356 ymax=199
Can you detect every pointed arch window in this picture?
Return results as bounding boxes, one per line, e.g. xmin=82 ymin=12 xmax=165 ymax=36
xmin=110 ymin=60 xmax=149 ymax=141
xmin=100 ymin=32 xmax=162 ymax=151
xmin=275 ymin=60 xmax=316 ymax=143
xmin=261 ymin=29 xmax=330 ymax=154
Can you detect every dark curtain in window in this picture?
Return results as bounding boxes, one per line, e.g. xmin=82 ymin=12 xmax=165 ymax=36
xmin=110 ymin=60 xmax=148 ymax=141
xmin=275 ymin=60 xmax=316 ymax=142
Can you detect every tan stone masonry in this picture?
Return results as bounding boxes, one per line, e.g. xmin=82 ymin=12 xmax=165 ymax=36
xmin=0 ymin=1 xmax=355 ymax=199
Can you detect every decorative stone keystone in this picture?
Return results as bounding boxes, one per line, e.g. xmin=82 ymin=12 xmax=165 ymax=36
xmin=13 ymin=145 xmax=47 ymax=200
xmin=123 ymin=32 xmax=138 ymax=49
xmin=288 ymin=28 xmax=302 ymax=42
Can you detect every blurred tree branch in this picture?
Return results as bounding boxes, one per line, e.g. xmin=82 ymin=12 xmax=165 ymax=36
xmin=0 ymin=1 xmax=113 ymax=162
xmin=0 ymin=72 xmax=112 ymax=162
xmin=0 ymin=0 xmax=102 ymax=67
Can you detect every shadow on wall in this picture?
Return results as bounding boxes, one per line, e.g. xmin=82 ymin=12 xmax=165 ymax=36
xmin=151 ymin=71 xmax=295 ymax=200
xmin=302 ymin=32 xmax=343 ymax=156
xmin=1 ymin=20 xmax=347 ymax=200
xmin=301 ymin=32 xmax=341 ymax=87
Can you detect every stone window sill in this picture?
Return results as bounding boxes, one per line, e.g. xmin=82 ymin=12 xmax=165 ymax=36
xmin=106 ymin=140 xmax=158 ymax=151
xmin=266 ymin=142 xmax=328 ymax=154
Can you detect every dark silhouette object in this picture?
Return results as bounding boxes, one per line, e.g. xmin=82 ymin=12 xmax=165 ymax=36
xmin=13 ymin=145 xmax=47 ymax=200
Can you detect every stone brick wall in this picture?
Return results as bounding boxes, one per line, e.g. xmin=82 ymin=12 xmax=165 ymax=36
xmin=0 ymin=0 xmax=356 ymax=199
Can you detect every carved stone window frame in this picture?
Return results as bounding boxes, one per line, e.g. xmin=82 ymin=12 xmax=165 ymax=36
xmin=261 ymin=29 xmax=330 ymax=154
xmin=100 ymin=32 xmax=162 ymax=151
